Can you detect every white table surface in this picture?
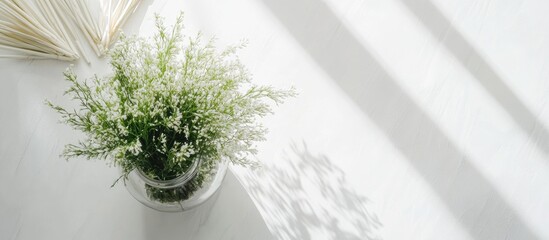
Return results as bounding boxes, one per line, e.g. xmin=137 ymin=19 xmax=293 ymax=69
xmin=2 ymin=0 xmax=549 ymax=239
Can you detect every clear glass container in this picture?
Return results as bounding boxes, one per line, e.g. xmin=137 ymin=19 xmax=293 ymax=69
xmin=125 ymin=159 xmax=228 ymax=212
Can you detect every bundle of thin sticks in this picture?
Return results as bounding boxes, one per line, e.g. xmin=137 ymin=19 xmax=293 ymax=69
xmin=0 ymin=0 xmax=142 ymax=61
xmin=0 ymin=0 xmax=82 ymax=61
xmin=52 ymin=0 xmax=142 ymax=57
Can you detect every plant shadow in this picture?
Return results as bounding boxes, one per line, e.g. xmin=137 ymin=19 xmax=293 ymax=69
xmin=243 ymin=142 xmax=382 ymax=240
xmin=259 ymin=0 xmax=541 ymax=239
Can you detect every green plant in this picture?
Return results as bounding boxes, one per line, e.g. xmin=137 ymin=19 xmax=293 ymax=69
xmin=47 ymin=14 xmax=294 ymax=202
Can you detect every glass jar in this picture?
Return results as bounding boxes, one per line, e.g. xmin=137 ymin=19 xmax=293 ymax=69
xmin=125 ymin=158 xmax=228 ymax=212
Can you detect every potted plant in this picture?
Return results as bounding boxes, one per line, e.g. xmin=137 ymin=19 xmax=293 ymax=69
xmin=47 ymin=14 xmax=294 ymax=212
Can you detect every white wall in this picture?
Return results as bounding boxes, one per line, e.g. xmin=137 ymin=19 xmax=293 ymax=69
xmin=0 ymin=0 xmax=548 ymax=239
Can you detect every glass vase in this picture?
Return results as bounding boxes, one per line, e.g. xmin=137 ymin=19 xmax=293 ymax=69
xmin=124 ymin=158 xmax=228 ymax=212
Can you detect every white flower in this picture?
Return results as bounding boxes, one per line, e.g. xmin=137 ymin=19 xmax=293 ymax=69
xmin=128 ymin=140 xmax=142 ymax=155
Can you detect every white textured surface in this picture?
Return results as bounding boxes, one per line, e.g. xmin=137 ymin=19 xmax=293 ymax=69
xmin=1 ymin=0 xmax=549 ymax=240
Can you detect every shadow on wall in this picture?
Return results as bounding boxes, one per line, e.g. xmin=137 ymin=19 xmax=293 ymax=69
xmin=258 ymin=0 xmax=541 ymax=239
xmin=244 ymin=143 xmax=382 ymax=240
xmin=399 ymin=0 xmax=549 ymax=159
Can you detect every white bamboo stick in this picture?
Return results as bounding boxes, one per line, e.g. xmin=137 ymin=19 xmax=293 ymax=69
xmin=0 ymin=0 xmax=141 ymax=61
xmin=41 ymin=0 xmax=78 ymax=55
xmin=0 ymin=44 xmax=75 ymax=61
xmin=0 ymin=0 xmax=79 ymax=61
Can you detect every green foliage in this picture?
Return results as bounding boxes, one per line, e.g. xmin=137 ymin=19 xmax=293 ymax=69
xmin=47 ymin=14 xmax=294 ymax=202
